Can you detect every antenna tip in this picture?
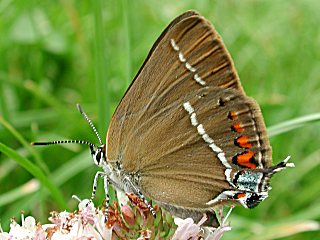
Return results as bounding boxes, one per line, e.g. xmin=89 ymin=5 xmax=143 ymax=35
xmin=31 ymin=142 xmax=48 ymax=146
xmin=76 ymin=103 xmax=83 ymax=113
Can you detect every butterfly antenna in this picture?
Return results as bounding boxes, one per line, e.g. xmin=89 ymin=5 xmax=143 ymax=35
xmin=31 ymin=140 xmax=96 ymax=149
xmin=32 ymin=104 xmax=102 ymax=148
xmin=77 ymin=104 xmax=103 ymax=145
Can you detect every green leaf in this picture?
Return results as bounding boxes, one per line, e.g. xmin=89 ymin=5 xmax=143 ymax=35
xmin=268 ymin=113 xmax=320 ymax=137
xmin=0 ymin=143 xmax=67 ymax=209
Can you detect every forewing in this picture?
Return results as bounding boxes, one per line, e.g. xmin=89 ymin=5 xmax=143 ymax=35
xmin=107 ymin=11 xmax=244 ymax=163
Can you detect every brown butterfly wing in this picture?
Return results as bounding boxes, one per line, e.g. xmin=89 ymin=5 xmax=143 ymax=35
xmin=107 ymin=11 xmax=244 ymax=163
xmin=137 ymin=87 xmax=271 ymax=209
xmin=106 ymin=11 xmax=272 ymax=216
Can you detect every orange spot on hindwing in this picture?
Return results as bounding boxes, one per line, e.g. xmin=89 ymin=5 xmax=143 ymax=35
xmin=235 ymin=136 xmax=252 ymax=148
xmin=235 ymin=193 xmax=246 ymax=199
xmin=228 ymin=111 xmax=237 ymax=120
xmin=231 ymin=122 xmax=244 ymax=133
xmin=232 ymin=151 xmax=257 ymax=169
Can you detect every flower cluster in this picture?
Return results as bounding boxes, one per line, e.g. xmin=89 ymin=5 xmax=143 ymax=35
xmin=0 ymin=200 xmax=112 ymax=240
xmin=0 ymin=196 xmax=232 ymax=239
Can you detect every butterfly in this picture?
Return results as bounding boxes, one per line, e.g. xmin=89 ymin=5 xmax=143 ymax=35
xmin=33 ymin=10 xmax=294 ymax=227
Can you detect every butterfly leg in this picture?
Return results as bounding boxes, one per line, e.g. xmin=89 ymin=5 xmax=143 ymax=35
xmin=103 ymin=176 xmax=110 ymax=222
xmin=123 ymin=176 xmax=156 ymax=218
xmin=136 ymin=188 xmax=156 ymax=217
xmin=87 ymin=171 xmax=105 ymax=206
xmin=87 ymin=171 xmax=110 ymax=222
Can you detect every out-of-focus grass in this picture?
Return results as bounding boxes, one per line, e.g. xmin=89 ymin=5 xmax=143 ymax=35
xmin=0 ymin=1 xmax=319 ymax=239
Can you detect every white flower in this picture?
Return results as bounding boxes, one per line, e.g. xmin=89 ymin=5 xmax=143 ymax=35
xmin=0 ymin=200 xmax=112 ymax=240
xmin=172 ymin=217 xmax=204 ymax=240
xmin=8 ymin=216 xmax=37 ymax=240
xmin=172 ymin=207 xmax=233 ymax=240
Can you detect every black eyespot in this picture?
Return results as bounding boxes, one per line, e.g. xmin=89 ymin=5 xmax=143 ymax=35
xmin=246 ymin=193 xmax=262 ymax=208
xmin=218 ymin=98 xmax=226 ymax=106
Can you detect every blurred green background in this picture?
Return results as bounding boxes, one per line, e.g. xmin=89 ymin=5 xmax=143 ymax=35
xmin=0 ymin=0 xmax=319 ymax=239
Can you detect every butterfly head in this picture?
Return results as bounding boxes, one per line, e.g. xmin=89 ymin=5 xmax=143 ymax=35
xmin=90 ymin=144 xmax=107 ymax=167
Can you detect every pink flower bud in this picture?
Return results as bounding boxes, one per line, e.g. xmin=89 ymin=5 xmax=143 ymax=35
xmin=121 ymin=205 xmax=135 ymax=226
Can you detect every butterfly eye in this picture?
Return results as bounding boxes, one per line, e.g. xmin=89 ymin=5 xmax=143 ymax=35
xmin=91 ymin=146 xmax=106 ymax=166
xmin=95 ymin=150 xmax=101 ymax=165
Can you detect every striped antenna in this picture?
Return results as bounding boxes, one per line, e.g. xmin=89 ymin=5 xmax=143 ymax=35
xmin=76 ymin=104 xmax=103 ymax=145
xmin=31 ymin=140 xmax=96 ymax=148
xmin=31 ymin=104 xmax=102 ymax=148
